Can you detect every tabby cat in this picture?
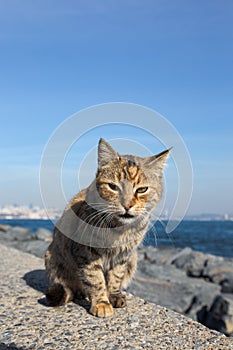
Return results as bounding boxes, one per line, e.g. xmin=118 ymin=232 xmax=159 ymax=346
xmin=45 ymin=138 xmax=171 ymax=317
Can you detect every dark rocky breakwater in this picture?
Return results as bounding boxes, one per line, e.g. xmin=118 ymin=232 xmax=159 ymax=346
xmin=130 ymin=246 xmax=233 ymax=337
xmin=0 ymin=224 xmax=52 ymax=258
xmin=0 ymin=224 xmax=233 ymax=337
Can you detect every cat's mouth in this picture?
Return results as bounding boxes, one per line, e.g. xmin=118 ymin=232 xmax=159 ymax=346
xmin=118 ymin=213 xmax=135 ymax=219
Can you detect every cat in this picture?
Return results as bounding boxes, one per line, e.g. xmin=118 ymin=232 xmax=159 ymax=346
xmin=45 ymin=138 xmax=171 ymax=317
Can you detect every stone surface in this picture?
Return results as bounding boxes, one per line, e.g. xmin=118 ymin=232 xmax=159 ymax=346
xmin=128 ymin=258 xmax=221 ymax=318
xmin=2 ymin=226 xmax=32 ymax=241
xmin=0 ymin=224 xmax=12 ymax=232
xmin=0 ymin=226 xmax=50 ymax=258
xmin=169 ymin=247 xmax=209 ymax=277
xmin=35 ymin=228 xmax=53 ymax=242
xmin=203 ymin=261 xmax=233 ymax=287
xmin=1 ymin=229 xmax=233 ymax=338
xmin=203 ymin=295 xmax=233 ymax=336
xmin=130 ymin=246 xmax=233 ymax=336
xmin=1 ymin=239 xmax=49 ymax=258
xmin=17 ymin=240 xmax=50 ymax=258
xmin=221 ymin=278 xmax=233 ymax=294
xmin=1 ymin=244 xmax=233 ymax=350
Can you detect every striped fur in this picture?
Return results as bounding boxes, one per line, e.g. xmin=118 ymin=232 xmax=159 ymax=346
xmin=45 ymin=139 xmax=170 ymax=317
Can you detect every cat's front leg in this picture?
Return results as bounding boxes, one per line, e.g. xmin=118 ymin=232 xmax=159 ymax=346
xmin=82 ymin=262 xmax=113 ymax=317
xmin=107 ymin=252 xmax=138 ymax=308
xmin=107 ymin=263 xmax=128 ymax=308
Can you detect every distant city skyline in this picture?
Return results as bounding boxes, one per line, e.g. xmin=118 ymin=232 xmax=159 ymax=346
xmin=0 ymin=1 xmax=233 ymax=215
xmin=0 ymin=204 xmax=232 ymax=221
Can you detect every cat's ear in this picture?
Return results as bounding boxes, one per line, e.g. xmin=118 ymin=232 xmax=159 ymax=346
xmin=98 ymin=138 xmax=119 ymax=168
xmin=143 ymin=147 xmax=172 ymax=169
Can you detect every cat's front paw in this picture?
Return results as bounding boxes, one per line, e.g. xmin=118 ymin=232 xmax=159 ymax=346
xmin=90 ymin=301 xmax=113 ymax=317
xmin=109 ymin=294 xmax=127 ymax=308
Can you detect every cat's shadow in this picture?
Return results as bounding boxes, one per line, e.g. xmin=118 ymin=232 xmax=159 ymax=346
xmin=23 ymin=269 xmax=49 ymax=306
xmin=23 ymin=270 xmax=90 ymax=311
xmin=0 ymin=343 xmax=27 ymax=350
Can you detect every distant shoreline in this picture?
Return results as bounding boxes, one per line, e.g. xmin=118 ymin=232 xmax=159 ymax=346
xmin=0 ymin=205 xmax=233 ymax=221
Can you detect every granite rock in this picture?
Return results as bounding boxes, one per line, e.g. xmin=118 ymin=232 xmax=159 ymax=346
xmin=35 ymin=228 xmax=53 ymax=242
xmin=0 ymin=226 xmax=32 ymax=241
xmin=0 ymin=224 xmax=12 ymax=232
xmin=0 ymin=226 xmax=49 ymax=257
xmin=129 ymin=246 xmax=233 ymax=336
xmin=203 ymin=295 xmax=233 ymax=336
xmin=12 ymin=240 xmax=49 ymax=257
xmin=128 ymin=258 xmax=221 ymax=318
xmin=203 ymin=261 xmax=233 ymax=290
xmin=5 ymin=226 xmax=32 ymax=241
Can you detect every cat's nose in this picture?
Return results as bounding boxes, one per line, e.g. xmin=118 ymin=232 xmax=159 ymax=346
xmin=124 ymin=203 xmax=132 ymax=212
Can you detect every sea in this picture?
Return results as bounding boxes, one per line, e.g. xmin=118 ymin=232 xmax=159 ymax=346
xmin=0 ymin=219 xmax=232 ymax=258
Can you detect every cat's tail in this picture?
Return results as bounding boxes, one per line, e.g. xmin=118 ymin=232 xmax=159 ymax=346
xmin=46 ymin=283 xmax=73 ymax=306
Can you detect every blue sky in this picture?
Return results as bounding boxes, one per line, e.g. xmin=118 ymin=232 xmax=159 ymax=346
xmin=0 ymin=0 xmax=233 ymax=215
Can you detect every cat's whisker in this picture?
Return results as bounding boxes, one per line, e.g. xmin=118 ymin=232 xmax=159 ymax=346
xmin=156 ymin=217 xmax=175 ymax=247
xmin=85 ymin=202 xmax=119 ymax=214
xmin=138 ymin=209 xmax=159 ymax=246
xmin=84 ymin=207 xmax=107 ymax=224
xmin=146 ymin=220 xmax=158 ymax=247
xmin=99 ymin=213 xmax=113 ymax=247
xmin=86 ymin=203 xmax=110 ymax=210
xmin=85 ymin=209 xmax=112 ymax=245
xmin=77 ymin=210 xmax=108 ymax=244
xmin=141 ymin=209 xmax=175 ymax=248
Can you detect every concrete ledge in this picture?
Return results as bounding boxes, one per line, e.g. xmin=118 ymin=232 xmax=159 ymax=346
xmin=0 ymin=245 xmax=233 ymax=350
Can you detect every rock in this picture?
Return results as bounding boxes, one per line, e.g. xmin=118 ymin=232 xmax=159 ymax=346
xmin=221 ymin=277 xmax=233 ymax=293
xmin=142 ymin=247 xmax=233 ymax=289
xmin=224 ymin=314 xmax=233 ymax=335
xmin=0 ymin=224 xmax=12 ymax=232
xmin=203 ymin=295 xmax=233 ymax=336
xmin=224 ymin=294 xmax=233 ymax=315
xmin=167 ymin=247 xmax=193 ymax=265
xmin=127 ymin=246 xmax=233 ymax=336
xmin=7 ymin=240 xmax=50 ymax=258
xmin=0 ymin=231 xmax=15 ymax=241
xmin=223 ymin=294 xmax=233 ymax=335
xmin=6 ymin=226 xmax=32 ymax=241
xmin=0 ymin=226 xmax=50 ymax=258
xmin=167 ymin=247 xmax=226 ymax=278
xmin=127 ymin=259 xmax=221 ymax=320
xmin=169 ymin=248 xmax=207 ymax=277
xmin=204 ymin=261 xmax=233 ymax=283
xmin=35 ymin=228 xmax=53 ymax=242
xmin=18 ymin=240 xmax=50 ymax=258
xmin=138 ymin=246 xmax=180 ymax=265
xmin=203 ymin=261 xmax=233 ymax=290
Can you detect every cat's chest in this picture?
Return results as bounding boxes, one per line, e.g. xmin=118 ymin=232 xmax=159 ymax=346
xmin=101 ymin=247 xmax=131 ymax=271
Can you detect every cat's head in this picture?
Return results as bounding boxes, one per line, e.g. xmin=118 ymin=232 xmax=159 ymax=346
xmin=93 ymin=138 xmax=171 ymax=225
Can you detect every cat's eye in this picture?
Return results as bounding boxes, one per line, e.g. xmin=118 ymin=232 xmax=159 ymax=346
xmin=108 ymin=183 xmax=119 ymax=191
xmin=136 ymin=186 xmax=148 ymax=194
